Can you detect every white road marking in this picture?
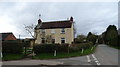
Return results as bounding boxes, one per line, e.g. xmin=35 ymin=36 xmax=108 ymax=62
xmin=87 ymin=55 xmax=91 ymax=62
xmin=92 ymin=54 xmax=101 ymax=65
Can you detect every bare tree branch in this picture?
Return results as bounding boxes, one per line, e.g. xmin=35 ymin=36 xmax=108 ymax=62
xmin=24 ymin=24 xmax=36 ymax=38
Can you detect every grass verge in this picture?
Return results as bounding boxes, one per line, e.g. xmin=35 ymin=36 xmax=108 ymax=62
xmin=108 ymin=45 xmax=120 ymax=50
xmin=2 ymin=54 xmax=24 ymax=61
xmin=33 ymin=46 xmax=96 ymax=59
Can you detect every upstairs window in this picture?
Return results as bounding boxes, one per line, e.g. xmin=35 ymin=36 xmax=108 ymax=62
xmin=61 ymin=28 xmax=65 ymax=34
xmin=41 ymin=29 xmax=45 ymax=33
xmin=61 ymin=38 xmax=65 ymax=44
xmin=51 ymin=29 xmax=55 ymax=34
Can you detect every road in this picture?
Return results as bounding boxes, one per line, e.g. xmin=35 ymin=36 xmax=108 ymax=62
xmin=52 ymin=44 xmax=118 ymax=65
xmin=2 ymin=44 xmax=119 ymax=66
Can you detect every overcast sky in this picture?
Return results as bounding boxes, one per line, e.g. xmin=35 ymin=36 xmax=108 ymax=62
xmin=0 ymin=1 xmax=118 ymax=38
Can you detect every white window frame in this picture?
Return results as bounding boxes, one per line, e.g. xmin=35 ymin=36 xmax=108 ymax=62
xmin=52 ymin=38 xmax=55 ymax=44
xmin=51 ymin=29 xmax=55 ymax=34
xmin=61 ymin=28 xmax=65 ymax=34
xmin=41 ymin=29 xmax=45 ymax=33
xmin=61 ymin=38 xmax=65 ymax=44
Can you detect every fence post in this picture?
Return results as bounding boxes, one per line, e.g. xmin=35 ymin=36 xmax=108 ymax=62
xmin=54 ymin=50 xmax=56 ymax=56
xmin=81 ymin=48 xmax=84 ymax=54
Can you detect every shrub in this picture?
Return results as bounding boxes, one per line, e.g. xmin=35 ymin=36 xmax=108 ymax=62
xmin=56 ymin=43 xmax=69 ymax=53
xmin=33 ymin=43 xmax=69 ymax=54
xmin=33 ymin=44 xmax=56 ymax=54
xmin=2 ymin=40 xmax=23 ymax=54
xmin=69 ymin=42 xmax=93 ymax=52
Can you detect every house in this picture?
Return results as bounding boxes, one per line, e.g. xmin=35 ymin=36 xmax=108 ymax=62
xmin=1 ymin=32 xmax=17 ymax=41
xmin=34 ymin=16 xmax=75 ymax=44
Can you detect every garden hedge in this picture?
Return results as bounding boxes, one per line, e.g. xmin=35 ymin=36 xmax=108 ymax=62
xmin=33 ymin=42 xmax=93 ymax=54
xmin=33 ymin=43 xmax=69 ymax=54
xmin=69 ymin=42 xmax=93 ymax=52
xmin=2 ymin=40 xmax=24 ymax=54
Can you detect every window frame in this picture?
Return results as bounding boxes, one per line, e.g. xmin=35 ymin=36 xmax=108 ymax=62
xmin=51 ymin=38 xmax=55 ymax=44
xmin=61 ymin=38 xmax=65 ymax=44
xmin=41 ymin=29 xmax=45 ymax=33
xmin=41 ymin=38 xmax=45 ymax=43
xmin=51 ymin=29 xmax=55 ymax=34
xmin=61 ymin=28 xmax=65 ymax=34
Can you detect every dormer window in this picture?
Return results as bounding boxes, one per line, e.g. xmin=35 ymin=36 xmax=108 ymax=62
xmin=41 ymin=29 xmax=45 ymax=33
xmin=61 ymin=28 xmax=65 ymax=34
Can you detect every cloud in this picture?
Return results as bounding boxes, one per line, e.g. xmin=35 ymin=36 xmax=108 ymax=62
xmin=0 ymin=2 xmax=118 ymax=38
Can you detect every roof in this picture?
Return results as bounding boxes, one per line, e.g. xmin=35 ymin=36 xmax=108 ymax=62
xmin=35 ymin=20 xmax=73 ymax=29
xmin=0 ymin=32 xmax=14 ymax=40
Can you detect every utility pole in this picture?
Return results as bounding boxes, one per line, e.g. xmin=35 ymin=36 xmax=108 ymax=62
xmin=19 ymin=35 xmax=20 ymax=40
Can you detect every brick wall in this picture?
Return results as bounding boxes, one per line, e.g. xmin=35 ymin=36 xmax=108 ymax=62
xmin=5 ymin=34 xmax=17 ymax=40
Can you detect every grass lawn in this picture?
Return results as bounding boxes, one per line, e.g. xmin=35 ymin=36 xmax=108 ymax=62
xmin=2 ymin=54 xmax=24 ymax=61
xmin=33 ymin=46 xmax=96 ymax=59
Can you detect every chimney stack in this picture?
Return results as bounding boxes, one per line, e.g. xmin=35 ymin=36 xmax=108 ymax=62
xmin=38 ymin=19 xmax=42 ymax=24
xmin=70 ymin=16 xmax=73 ymax=22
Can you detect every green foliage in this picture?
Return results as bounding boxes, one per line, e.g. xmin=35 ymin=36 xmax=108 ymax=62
xmin=2 ymin=54 xmax=24 ymax=61
xmin=118 ymin=35 xmax=120 ymax=47
xmin=87 ymin=32 xmax=98 ymax=45
xmin=69 ymin=42 xmax=93 ymax=52
xmin=104 ymin=25 xmax=118 ymax=47
xmin=33 ymin=46 xmax=96 ymax=60
xmin=33 ymin=42 xmax=93 ymax=54
xmin=56 ymin=43 xmax=69 ymax=53
xmin=33 ymin=44 xmax=56 ymax=54
xmin=74 ymin=35 xmax=86 ymax=43
xmin=98 ymin=35 xmax=104 ymax=44
xmin=2 ymin=40 xmax=24 ymax=54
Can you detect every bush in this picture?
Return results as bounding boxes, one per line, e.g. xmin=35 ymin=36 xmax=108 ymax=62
xmin=69 ymin=42 xmax=93 ymax=52
xmin=2 ymin=40 xmax=24 ymax=54
xmin=56 ymin=43 xmax=69 ymax=53
xmin=33 ymin=43 xmax=69 ymax=54
xmin=33 ymin=44 xmax=56 ymax=54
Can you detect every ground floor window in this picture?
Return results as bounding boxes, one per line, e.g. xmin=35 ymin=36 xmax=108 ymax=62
xmin=41 ymin=38 xmax=45 ymax=43
xmin=61 ymin=38 xmax=65 ymax=44
xmin=52 ymin=39 xmax=55 ymax=44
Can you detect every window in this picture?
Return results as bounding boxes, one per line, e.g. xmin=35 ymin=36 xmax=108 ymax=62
xmin=41 ymin=29 xmax=45 ymax=33
xmin=61 ymin=38 xmax=65 ymax=44
xmin=52 ymin=39 xmax=55 ymax=44
xmin=51 ymin=29 xmax=55 ymax=34
xmin=61 ymin=28 xmax=65 ymax=34
xmin=41 ymin=38 xmax=45 ymax=43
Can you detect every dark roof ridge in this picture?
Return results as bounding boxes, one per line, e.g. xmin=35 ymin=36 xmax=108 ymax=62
xmin=0 ymin=32 xmax=13 ymax=34
xmin=42 ymin=20 xmax=70 ymax=23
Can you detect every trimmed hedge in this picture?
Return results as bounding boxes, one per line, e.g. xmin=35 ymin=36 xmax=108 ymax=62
xmin=2 ymin=40 xmax=24 ymax=54
xmin=33 ymin=44 xmax=56 ymax=54
xmin=33 ymin=43 xmax=69 ymax=54
xmin=33 ymin=43 xmax=93 ymax=54
xmin=69 ymin=42 xmax=93 ymax=52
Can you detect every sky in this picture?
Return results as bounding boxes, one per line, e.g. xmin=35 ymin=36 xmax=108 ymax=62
xmin=0 ymin=1 xmax=119 ymax=39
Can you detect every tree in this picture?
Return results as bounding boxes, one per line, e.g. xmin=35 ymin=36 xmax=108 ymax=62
xmin=75 ymin=35 xmax=86 ymax=43
xmin=104 ymin=25 xmax=118 ymax=46
xmin=87 ymin=32 xmax=98 ymax=45
xmin=24 ymin=24 xmax=36 ymax=38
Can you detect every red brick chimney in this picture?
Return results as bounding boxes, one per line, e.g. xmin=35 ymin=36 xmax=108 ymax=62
xmin=38 ymin=19 xmax=42 ymax=24
xmin=70 ymin=16 xmax=73 ymax=22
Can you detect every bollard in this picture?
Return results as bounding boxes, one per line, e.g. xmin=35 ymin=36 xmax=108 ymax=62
xmin=54 ymin=50 xmax=56 ymax=56
xmin=81 ymin=48 xmax=84 ymax=54
xmin=91 ymin=47 xmax=94 ymax=51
